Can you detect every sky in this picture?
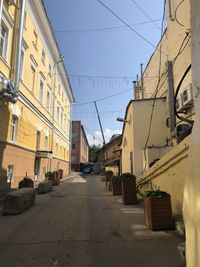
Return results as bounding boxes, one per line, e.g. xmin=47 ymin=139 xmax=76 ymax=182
xmin=43 ymin=0 xmax=164 ymax=146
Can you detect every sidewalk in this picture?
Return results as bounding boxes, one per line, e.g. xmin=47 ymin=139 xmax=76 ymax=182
xmin=100 ymin=178 xmax=185 ymax=267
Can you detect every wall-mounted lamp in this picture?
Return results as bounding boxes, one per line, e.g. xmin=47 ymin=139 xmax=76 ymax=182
xmin=117 ymin=117 xmax=130 ymax=123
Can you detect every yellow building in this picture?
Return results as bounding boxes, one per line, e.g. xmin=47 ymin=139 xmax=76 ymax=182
xmin=120 ymin=0 xmax=192 ymax=219
xmin=0 ymin=0 xmax=74 ymax=191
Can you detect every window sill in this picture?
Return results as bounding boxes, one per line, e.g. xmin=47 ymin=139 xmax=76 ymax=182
xmin=32 ymin=42 xmax=38 ymax=52
xmin=0 ymin=56 xmax=11 ymax=69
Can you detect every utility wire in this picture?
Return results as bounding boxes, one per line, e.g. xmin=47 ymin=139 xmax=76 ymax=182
xmin=142 ymin=29 xmax=191 ymax=171
xmin=96 ymin=0 xmax=165 ymax=52
xmin=143 ymin=0 xmax=166 ymax=169
xmin=130 ymin=0 xmax=161 ymax=31
xmin=73 ymin=86 xmax=133 ymax=107
xmin=54 ymin=18 xmax=162 ymax=33
xmin=175 ymin=0 xmax=185 ymax=27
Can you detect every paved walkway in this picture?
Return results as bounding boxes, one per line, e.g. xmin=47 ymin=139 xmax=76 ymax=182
xmin=0 ymin=174 xmax=184 ymax=267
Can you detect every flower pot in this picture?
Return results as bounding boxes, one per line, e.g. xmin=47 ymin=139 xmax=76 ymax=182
xmin=112 ymin=182 xmax=122 ymax=195
xmin=122 ymin=180 xmax=137 ymax=205
xmin=144 ymin=195 xmax=173 ymax=230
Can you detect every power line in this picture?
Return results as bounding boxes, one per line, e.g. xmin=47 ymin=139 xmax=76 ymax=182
xmin=96 ymin=0 xmax=165 ymax=52
xmin=130 ymin=0 xmax=162 ymax=31
xmin=73 ymin=86 xmax=133 ymax=107
xmin=143 ymin=29 xmax=191 ymax=170
xmin=54 ymin=18 xmax=162 ymax=33
xmin=143 ymin=0 xmax=166 ymax=169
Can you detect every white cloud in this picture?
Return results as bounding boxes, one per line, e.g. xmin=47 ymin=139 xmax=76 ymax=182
xmin=87 ymin=128 xmax=121 ymax=146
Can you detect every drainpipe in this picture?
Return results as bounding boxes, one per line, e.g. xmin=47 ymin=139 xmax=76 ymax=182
xmin=0 ymin=0 xmax=3 ymax=27
xmin=14 ymin=0 xmax=26 ymax=91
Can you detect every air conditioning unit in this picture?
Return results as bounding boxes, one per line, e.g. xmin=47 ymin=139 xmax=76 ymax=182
xmin=176 ymin=96 xmax=184 ymax=112
xmin=182 ymin=84 xmax=193 ymax=108
xmin=8 ymin=0 xmax=17 ymax=5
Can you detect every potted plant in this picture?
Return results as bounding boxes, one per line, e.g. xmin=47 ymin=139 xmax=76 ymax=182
xmin=105 ymin=170 xmax=113 ymax=189
xmin=142 ymin=184 xmax=173 ymax=230
xmin=121 ymin=173 xmax=137 ymax=205
xmin=111 ymin=175 xmax=122 ymax=195
xmin=18 ymin=177 xmax=34 ymax=189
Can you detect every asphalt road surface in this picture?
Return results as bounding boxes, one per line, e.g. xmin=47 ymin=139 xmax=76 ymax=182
xmin=0 ymin=174 xmax=183 ymax=267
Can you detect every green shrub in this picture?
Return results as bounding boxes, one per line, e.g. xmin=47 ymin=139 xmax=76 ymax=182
xmin=139 ymin=183 xmax=170 ymax=198
xmin=111 ymin=175 xmax=121 ymax=183
xmin=105 ymin=170 xmax=113 ymax=179
xmin=120 ymin=173 xmax=136 ymax=182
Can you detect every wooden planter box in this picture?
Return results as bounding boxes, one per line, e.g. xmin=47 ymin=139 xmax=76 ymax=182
xmin=112 ymin=182 xmax=122 ymax=195
xmin=144 ymin=195 xmax=173 ymax=230
xmin=122 ymin=180 xmax=137 ymax=205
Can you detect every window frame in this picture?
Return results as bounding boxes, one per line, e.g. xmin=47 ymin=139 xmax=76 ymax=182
xmin=7 ymin=165 xmax=14 ymax=183
xmin=39 ymin=75 xmax=44 ymax=104
xmin=10 ymin=115 xmax=18 ymax=143
xmin=0 ymin=18 xmax=9 ymax=61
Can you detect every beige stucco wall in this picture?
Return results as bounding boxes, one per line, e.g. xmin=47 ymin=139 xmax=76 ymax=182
xmin=121 ymin=102 xmax=134 ymax=174
xmin=137 ymin=136 xmax=189 ymax=216
xmin=121 ymin=98 xmax=169 ymax=176
xmin=183 ymin=0 xmax=200 ymax=266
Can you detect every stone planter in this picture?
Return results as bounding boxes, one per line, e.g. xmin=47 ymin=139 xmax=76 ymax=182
xmin=59 ymin=169 xmax=64 ymax=179
xmin=122 ymin=180 xmax=137 ymax=205
xmin=112 ymin=182 xmax=122 ymax=195
xmin=144 ymin=195 xmax=173 ymax=230
xmin=47 ymin=171 xmax=60 ymax=186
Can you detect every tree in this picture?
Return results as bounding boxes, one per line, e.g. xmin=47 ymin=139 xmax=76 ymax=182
xmin=89 ymin=144 xmax=102 ymax=163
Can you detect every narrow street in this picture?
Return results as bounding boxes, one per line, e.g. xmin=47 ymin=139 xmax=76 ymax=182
xmin=0 ymin=174 xmax=182 ymax=267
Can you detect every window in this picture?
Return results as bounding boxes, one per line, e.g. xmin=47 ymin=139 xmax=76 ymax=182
xmin=7 ymin=165 xmax=14 ymax=183
xmin=62 ymin=92 xmax=64 ymax=101
xmin=64 ymin=116 xmax=67 ymax=130
xmin=23 ymin=11 xmax=27 ymax=29
xmin=57 ymin=105 xmax=60 ymax=122
xmin=36 ymin=131 xmax=41 ymax=150
xmin=44 ymin=136 xmax=48 ymax=150
xmin=63 ymin=148 xmax=66 ymax=160
xmin=0 ymin=22 xmax=8 ymax=59
xmin=31 ymin=66 xmax=36 ymax=92
xmin=61 ymin=112 xmax=63 ymax=127
xmin=41 ymin=49 xmax=45 ymax=64
xmin=60 ymin=146 xmax=62 ymax=158
xmin=39 ymin=77 xmax=44 ymax=104
xmin=46 ymin=88 xmax=51 ymax=112
xmin=33 ymin=30 xmax=38 ymax=49
xmin=49 ymin=64 xmax=52 ymax=76
xmin=19 ymin=47 xmax=25 ymax=79
xmin=72 ymin=155 xmax=76 ymax=162
xmin=10 ymin=116 xmax=18 ymax=143
xmin=72 ymin=144 xmax=76 ymax=150
xmin=58 ymin=84 xmax=60 ymax=95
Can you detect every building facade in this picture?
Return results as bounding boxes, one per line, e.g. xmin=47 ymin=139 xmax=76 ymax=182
xmin=0 ymin=0 xmax=74 ymax=191
xmin=71 ymin=121 xmax=89 ymax=172
xmin=104 ymin=134 xmax=121 ymax=175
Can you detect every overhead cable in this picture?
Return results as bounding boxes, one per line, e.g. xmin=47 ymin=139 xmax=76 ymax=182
xmin=130 ymin=0 xmax=161 ymax=31
xmin=96 ymin=0 xmax=166 ymax=53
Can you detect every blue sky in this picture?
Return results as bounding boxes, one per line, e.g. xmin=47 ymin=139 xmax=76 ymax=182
xmin=44 ymin=0 xmax=164 ymax=145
